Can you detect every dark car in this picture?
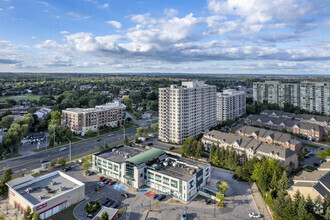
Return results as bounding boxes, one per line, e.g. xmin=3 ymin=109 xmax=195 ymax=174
xmin=104 ymin=179 xmax=111 ymax=184
xmin=62 ymin=166 xmax=72 ymax=172
xmin=110 ymin=201 xmax=119 ymax=208
xmin=105 ymin=200 xmax=114 ymax=207
xmin=96 ymin=139 xmax=102 ymax=142
xmin=204 ymin=198 xmax=211 ymax=204
xmin=147 ymin=143 xmax=153 ymax=146
xmin=157 ymin=194 xmax=166 ymax=201
xmin=101 ymin=197 xmax=111 ymax=206
xmin=87 ymin=213 xmax=95 ymax=218
xmin=314 ymin=162 xmax=320 ymax=167
xmin=40 ymin=159 xmax=48 ymax=163
xmin=153 ymin=194 xmax=159 ymax=200
xmin=87 ymin=171 xmax=95 ymax=176
xmin=122 ymin=192 xmax=129 ymax=198
xmin=101 ymin=178 xmax=108 ymax=182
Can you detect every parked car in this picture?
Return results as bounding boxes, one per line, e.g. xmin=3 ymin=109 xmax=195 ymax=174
xmin=62 ymin=166 xmax=72 ymax=172
xmin=87 ymin=171 xmax=95 ymax=176
xmin=59 ymin=147 xmax=67 ymax=151
xmin=87 ymin=213 xmax=95 ymax=218
xmin=105 ymin=199 xmax=114 ymax=207
xmin=157 ymin=194 xmax=166 ymax=201
xmin=98 ymin=176 xmax=105 ymax=181
xmin=147 ymin=142 xmax=153 ymax=146
xmin=40 ymin=159 xmax=48 ymax=163
xmin=96 ymin=139 xmax=102 ymax=142
xmin=101 ymin=197 xmax=111 ymax=206
xmin=109 ymin=180 xmax=116 ymax=185
xmin=249 ymin=213 xmax=262 ymax=218
xmin=122 ymin=192 xmax=129 ymax=198
xmin=110 ymin=201 xmax=119 ymax=208
xmin=108 ymin=134 xmax=114 ymax=137
xmin=314 ymin=162 xmax=320 ymax=167
xmin=204 ymin=198 xmax=211 ymax=204
xmin=153 ymin=194 xmax=159 ymax=200
xmin=97 ymin=182 xmax=105 ymax=187
xmin=104 ymin=179 xmax=111 ymax=184
xmin=182 ymin=211 xmax=188 ymax=220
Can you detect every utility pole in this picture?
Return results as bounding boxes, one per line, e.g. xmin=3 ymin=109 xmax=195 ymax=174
xmin=67 ymin=138 xmax=72 ymax=161
xmin=214 ymin=202 xmax=215 ymax=220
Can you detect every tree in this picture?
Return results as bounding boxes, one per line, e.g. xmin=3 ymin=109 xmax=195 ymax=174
xmin=151 ymin=122 xmax=158 ymax=132
xmin=124 ymin=135 xmax=129 ymax=145
xmin=0 ymin=116 xmax=14 ymax=129
xmin=325 ymin=207 xmax=330 ymax=220
xmin=217 ymin=181 xmax=229 ymax=194
xmin=136 ymin=126 xmax=148 ymax=137
xmin=215 ymin=190 xmax=225 ymax=207
xmin=24 ymin=206 xmax=32 ymax=220
xmin=0 ymin=168 xmax=12 ymax=195
xmin=3 ymin=123 xmax=22 ymax=154
xmin=270 ymin=170 xmax=278 ymax=190
xmin=86 ymin=129 xmax=94 ymax=137
xmin=195 ymin=141 xmax=204 ymax=158
xmin=101 ymin=211 xmax=109 ymax=220
xmin=278 ymin=170 xmax=289 ymax=192
xmin=49 ymin=161 xmax=56 ymax=168
xmin=22 ymin=113 xmax=34 ymax=129
xmin=32 ymin=213 xmax=41 ymax=220
xmin=306 ymin=195 xmax=314 ymax=213
xmin=273 ymin=191 xmax=286 ymax=218
xmin=293 ymin=190 xmax=302 ymax=211
xmin=182 ymin=137 xmax=196 ymax=157
xmin=283 ymin=196 xmax=295 ymax=220
xmin=296 ymin=196 xmax=308 ymax=220
xmin=122 ymin=98 xmax=132 ymax=111
xmin=49 ymin=110 xmax=61 ymax=126
xmin=57 ymin=157 xmax=66 ymax=167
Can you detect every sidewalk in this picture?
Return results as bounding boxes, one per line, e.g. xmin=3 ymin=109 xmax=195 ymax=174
xmin=0 ymin=196 xmax=23 ymax=220
xmin=250 ymin=182 xmax=273 ymax=220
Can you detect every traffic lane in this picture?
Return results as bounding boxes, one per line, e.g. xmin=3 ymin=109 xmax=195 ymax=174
xmin=0 ymin=128 xmax=138 ymax=176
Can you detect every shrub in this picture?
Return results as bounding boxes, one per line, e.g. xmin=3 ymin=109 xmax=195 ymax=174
xmin=85 ymin=170 xmax=90 ymax=175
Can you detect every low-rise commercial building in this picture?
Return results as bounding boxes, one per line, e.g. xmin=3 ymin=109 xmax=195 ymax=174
xmin=202 ymin=130 xmax=299 ymax=169
xmin=216 ymin=89 xmax=246 ymax=122
xmin=62 ymin=101 xmax=126 ymax=134
xmin=235 ymin=125 xmax=302 ymax=152
xmin=6 ymin=171 xmax=85 ymax=219
xmin=93 ymin=146 xmax=211 ymax=201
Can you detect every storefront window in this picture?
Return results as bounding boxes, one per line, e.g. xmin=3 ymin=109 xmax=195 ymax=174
xmin=148 ymin=172 xmax=154 ymax=179
xmin=163 ymin=177 xmax=169 ymax=185
xmin=171 ymin=180 xmax=178 ymax=188
xmin=155 ymin=174 xmax=161 ymax=182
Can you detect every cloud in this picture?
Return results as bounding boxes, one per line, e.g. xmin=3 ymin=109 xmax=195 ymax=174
xmin=164 ymin=8 xmax=178 ymax=17
xmin=8 ymin=6 xmax=14 ymax=10
xmin=0 ymin=58 xmax=19 ymax=64
xmin=105 ymin=20 xmax=122 ymax=29
xmin=67 ymin=11 xmax=91 ymax=20
xmin=60 ymin=31 xmax=69 ymax=34
xmin=0 ymin=8 xmax=3 ymax=11
xmin=100 ymin=3 xmax=109 ymax=9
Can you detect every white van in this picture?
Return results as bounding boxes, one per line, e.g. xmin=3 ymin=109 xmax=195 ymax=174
xmin=59 ymin=147 xmax=67 ymax=151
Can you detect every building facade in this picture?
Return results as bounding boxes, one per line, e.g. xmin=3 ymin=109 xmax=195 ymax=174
xmin=253 ymin=81 xmax=300 ymax=108
xmin=158 ymin=81 xmax=217 ymax=144
xmin=300 ymin=82 xmax=330 ymax=116
xmin=61 ymin=101 xmax=126 ymax=134
xmin=202 ymin=130 xmax=299 ymax=169
xmin=6 ymin=171 xmax=85 ymax=220
xmin=253 ymin=81 xmax=330 ymax=115
xmin=216 ymin=89 xmax=246 ymax=122
xmin=93 ymin=146 xmax=211 ymax=202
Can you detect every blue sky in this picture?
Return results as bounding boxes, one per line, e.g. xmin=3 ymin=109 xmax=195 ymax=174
xmin=0 ymin=0 xmax=330 ymax=74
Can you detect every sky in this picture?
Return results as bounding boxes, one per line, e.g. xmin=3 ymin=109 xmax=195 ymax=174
xmin=0 ymin=0 xmax=330 ymax=74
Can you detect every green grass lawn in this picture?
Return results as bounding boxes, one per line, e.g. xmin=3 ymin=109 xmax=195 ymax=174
xmin=51 ymin=203 xmax=78 ymax=220
xmin=303 ymin=143 xmax=320 ymax=149
xmin=170 ymin=148 xmax=183 ymax=154
xmin=305 ymin=165 xmax=318 ymax=171
xmin=0 ymin=95 xmax=43 ymax=101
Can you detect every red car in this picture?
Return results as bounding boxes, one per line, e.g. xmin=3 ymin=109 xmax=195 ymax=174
xmin=108 ymin=180 xmax=117 ymax=185
xmin=98 ymin=176 xmax=105 ymax=181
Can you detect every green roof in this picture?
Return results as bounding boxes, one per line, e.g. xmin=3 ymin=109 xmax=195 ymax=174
xmin=124 ymin=148 xmax=165 ymax=166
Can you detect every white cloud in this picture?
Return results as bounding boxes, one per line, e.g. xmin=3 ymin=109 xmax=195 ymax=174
xmin=164 ymin=8 xmax=178 ymax=17
xmin=100 ymin=3 xmax=109 ymax=9
xmin=8 ymin=6 xmax=14 ymax=10
xmin=60 ymin=31 xmax=69 ymax=34
xmin=67 ymin=11 xmax=91 ymax=20
xmin=105 ymin=20 xmax=122 ymax=29
xmin=0 ymin=8 xmax=3 ymax=11
xmin=32 ymin=36 xmax=36 ymax=39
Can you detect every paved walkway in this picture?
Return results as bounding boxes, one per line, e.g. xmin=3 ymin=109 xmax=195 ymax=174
xmin=73 ymin=194 xmax=104 ymax=220
xmin=250 ymin=182 xmax=273 ymax=220
xmin=0 ymin=196 xmax=24 ymax=220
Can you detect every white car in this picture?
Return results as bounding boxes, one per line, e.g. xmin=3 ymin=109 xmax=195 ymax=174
xmin=249 ymin=213 xmax=261 ymax=218
xmin=97 ymin=182 xmax=105 ymax=187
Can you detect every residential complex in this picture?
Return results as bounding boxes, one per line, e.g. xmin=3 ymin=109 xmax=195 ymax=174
xmin=92 ymin=146 xmax=211 ymax=202
xmin=61 ymin=101 xmax=126 ymax=134
xmin=253 ymin=81 xmax=330 ymax=115
xmin=235 ymin=125 xmax=302 ymax=152
xmin=245 ymin=114 xmax=328 ymax=141
xmin=6 ymin=171 xmax=85 ymax=219
xmin=300 ymin=81 xmax=330 ymax=116
xmin=216 ymin=89 xmax=246 ymax=122
xmin=158 ymin=81 xmax=217 ymax=144
xmin=202 ymin=130 xmax=299 ymax=169
xmin=253 ymin=81 xmax=300 ymax=108
xmin=288 ymin=159 xmax=330 ymax=200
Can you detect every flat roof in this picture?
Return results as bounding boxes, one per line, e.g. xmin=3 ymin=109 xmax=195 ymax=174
xmin=125 ymin=148 xmax=165 ymax=166
xmin=95 ymin=145 xmax=144 ymax=164
xmin=9 ymin=171 xmax=84 ymax=206
xmin=148 ymin=156 xmax=208 ymax=181
xmin=93 ymin=207 xmax=118 ymax=220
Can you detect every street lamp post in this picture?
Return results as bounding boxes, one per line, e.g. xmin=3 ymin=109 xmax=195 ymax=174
xmin=67 ymin=138 xmax=72 ymax=161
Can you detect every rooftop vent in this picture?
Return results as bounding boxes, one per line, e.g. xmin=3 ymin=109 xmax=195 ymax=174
xmin=163 ymin=162 xmax=168 ymax=167
xmin=25 ymin=187 xmax=33 ymax=193
xmin=60 ymin=186 xmax=66 ymax=191
xmin=50 ymin=181 xmax=56 ymax=186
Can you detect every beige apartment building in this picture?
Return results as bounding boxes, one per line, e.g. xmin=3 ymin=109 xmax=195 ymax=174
xmin=158 ymin=81 xmax=217 ymax=144
xmin=300 ymin=81 xmax=330 ymax=116
xmin=61 ymin=101 xmax=126 ymax=134
xmin=253 ymin=81 xmax=300 ymax=108
xmin=216 ymin=89 xmax=246 ymax=122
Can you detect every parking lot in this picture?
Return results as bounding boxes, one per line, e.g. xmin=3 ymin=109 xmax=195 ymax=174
xmin=64 ymin=164 xmax=258 ymax=220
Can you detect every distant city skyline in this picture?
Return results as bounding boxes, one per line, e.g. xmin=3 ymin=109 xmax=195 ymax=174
xmin=0 ymin=0 xmax=330 ymax=74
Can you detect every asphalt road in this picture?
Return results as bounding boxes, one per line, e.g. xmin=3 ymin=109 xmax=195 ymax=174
xmin=0 ymin=127 xmax=138 ymax=177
